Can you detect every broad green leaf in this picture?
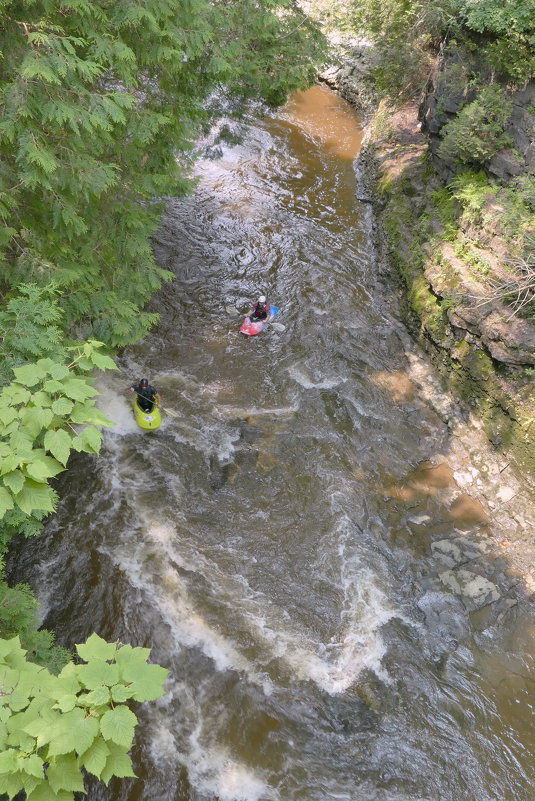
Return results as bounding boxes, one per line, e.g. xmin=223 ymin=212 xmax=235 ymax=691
xmin=0 ymin=748 xmax=17 ymax=773
xmin=43 ymin=379 xmax=66 ymax=394
xmin=0 ymin=407 xmax=18 ymax=426
xmin=90 ymin=352 xmax=118 ymax=371
xmin=71 ymin=436 xmax=84 ymax=452
xmin=2 ymin=469 xmax=25 ymax=494
xmin=8 ymin=708 xmax=38 ymax=739
xmin=4 ymin=385 xmax=31 ymax=405
xmin=70 ymin=403 xmax=113 ymax=427
xmin=77 ymin=660 xmax=119 ymax=690
xmin=13 ymin=363 xmax=47 ymax=387
xmin=0 ymin=454 xmax=21 ymax=476
xmin=60 ymin=379 xmax=98 ymax=402
xmin=9 ymin=429 xmax=34 ymax=453
xmin=8 ymin=687 xmax=33 ymax=712
xmin=71 ymin=425 xmax=102 ymax=454
xmin=0 ymin=721 xmax=7 ymax=749
xmin=10 ymin=666 xmax=49 ymax=697
xmin=0 ymin=771 xmax=24 ymax=798
xmin=74 ymin=357 xmax=93 ymax=371
xmin=78 ymin=735 xmax=110 ymax=778
xmin=79 ymin=685 xmax=110 ymax=707
xmin=14 ymin=479 xmax=56 ymax=515
xmin=45 ymin=708 xmax=99 ymax=757
xmin=57 ymin=662 xmax=82 ymax=690
xmin=43 ymin=428 xmax=72 ymax=466
xmin=0 ymin=486 xmax=15 ymax=518
xmin=119 ymin=660 xmax=169 ymax=701
xmin=47 ymin=670 xmax=80 ymax=700
xmin=47 ymin=754 xmax=85 ymax=794
xmin=5 ymin=703 xmax=30 ymax=737
xmin=110 ymin=683 xmax=134 ymax=703
xmin=76 ymin=633 xmax=117 ymax=663
xmin=99 ymin=705 xmax=137 ymax=748
xmin=0 ymin=421 xmax=19 ymax=440
xmin=47 ymin=364 xmax=70 ymax=380
xmin=100 ymin=742 xmax=136 ymax=784
xmin=18 ymin=753 xmax=44 ymax=778
xmin=26 ymin=781 xmax=74 ymax=801
xmin=20 ymin=406 xmax=54 ymax=438
xmin=0 ymin=636 xmax=25 ymax=661
xmin=35 ymin=359 xmax=55 ymax=371
xmin=51 ymin=398 xmax=74 ymax=415
xmin=53 ymin=694 xmax=77 ymax=713
xmin=115 ymin=644 xmax=151 ymax=666
xmin=24 ymin=454 xmax=65 ymax=482
xmin=31 ymin=391 xmax=52 ymax=408
xmin=20 ymin=772 xmax=40 ymax=795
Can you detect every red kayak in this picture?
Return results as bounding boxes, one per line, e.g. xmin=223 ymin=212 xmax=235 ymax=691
xmin=239 ymin=306 xmax=279 ymax=336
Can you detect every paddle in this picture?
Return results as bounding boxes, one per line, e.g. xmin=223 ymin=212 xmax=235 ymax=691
xmin=161 ymin=405 xmax=180 ymax=418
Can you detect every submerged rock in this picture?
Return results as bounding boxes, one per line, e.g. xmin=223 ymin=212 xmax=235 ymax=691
xmin=439 ymin=568 xmax=501 ymax=611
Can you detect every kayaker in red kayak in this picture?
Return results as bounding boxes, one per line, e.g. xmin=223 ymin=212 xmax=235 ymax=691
xmin=248 ymin=295 xmax=270 ymax=321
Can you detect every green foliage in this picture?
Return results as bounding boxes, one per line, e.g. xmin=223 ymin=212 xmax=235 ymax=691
xmin=0 ymin=0 xmax=326 ymax=347
xmin=449 ymin=171 xmax=535 ymax=244
xmin=501 ymin=175 xmax=535 ymax=237
xmin=437 ymin=86 xmax=513 ymax=166
xmin=0 ymin=284 xmax=66 ymax=383
xmin=431 ymin=187 xmax=458 ymax=238
xmin=0 ymin=633 xmax=168 ymax=800
xmin=0 ymin=342 xmax=116 ymax=552
xmin=0 ymin=580 xmax=70 ymax=674
xmin=448 ymin=170 xmax=492 ymax=221
xmin=335 ymin=0 xmax=534 ymax=96
xmin=342 ymin=0 xmax=460 ymax=98
xmin=457 ymin=0 xmax=535 ymax=82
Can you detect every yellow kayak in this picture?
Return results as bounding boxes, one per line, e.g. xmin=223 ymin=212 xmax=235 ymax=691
xmin=133 ymin=396 xmax=162 ymax=431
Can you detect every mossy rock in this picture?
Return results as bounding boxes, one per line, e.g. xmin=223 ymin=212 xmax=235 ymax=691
xmin=462 ymin=347 xmax=495 ymax=382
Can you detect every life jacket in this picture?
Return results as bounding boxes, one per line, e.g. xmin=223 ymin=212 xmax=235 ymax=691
xmin=134 ymin=383 xmax=156 ymax=411
xmin=252 ymin=303 xmax=269 ymax=320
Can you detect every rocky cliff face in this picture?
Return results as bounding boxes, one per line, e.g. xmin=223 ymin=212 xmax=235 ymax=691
xmin=322 ymin=44 xmax=535 ymax=478
xmin=420 ymin=52 xmax=535 ymax=184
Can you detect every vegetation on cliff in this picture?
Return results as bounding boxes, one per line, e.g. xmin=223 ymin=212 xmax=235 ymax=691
xmin=344 ymin=0 xmax=535 ymax=94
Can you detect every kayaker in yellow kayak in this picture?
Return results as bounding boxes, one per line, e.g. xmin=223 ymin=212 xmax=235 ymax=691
xmin=127 ymin=378 xmax=161 ymax=413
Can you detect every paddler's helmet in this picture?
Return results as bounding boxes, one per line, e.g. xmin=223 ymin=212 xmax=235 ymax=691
xmin=140 ymin=378 xmax=148 ymax=388
xmin=258 ymin=295 xmax=266 ymax=304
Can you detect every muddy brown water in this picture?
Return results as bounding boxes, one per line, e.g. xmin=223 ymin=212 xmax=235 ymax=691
xmin=9 ymin=86 xmax=535 ymax=800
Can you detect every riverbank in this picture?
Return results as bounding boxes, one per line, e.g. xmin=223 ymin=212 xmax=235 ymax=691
xmin=319 ymin=58 xmax=535 ymax=613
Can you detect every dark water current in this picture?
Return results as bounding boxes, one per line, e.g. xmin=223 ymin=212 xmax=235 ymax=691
xmin=9 ymin=86 xmax=535 ymax=800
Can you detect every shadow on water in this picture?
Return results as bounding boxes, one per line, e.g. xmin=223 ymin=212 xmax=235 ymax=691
xmin=7 ymin=85 xmax=535 ymax=801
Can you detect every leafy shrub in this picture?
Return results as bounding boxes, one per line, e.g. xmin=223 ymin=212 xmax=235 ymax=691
xmin=0 ymin=580 xmax=69 ymax=672
xmin=457 ymin=0 xmax=535 ymax=83
xmin=431 ymin=187 xmax=458 ymax=238
xmin=0 ymin=284 xmax=66 ymax=383
xmin=0 ymin=343 xmax=116 ymax=550
xmin=0 ymin=633 xmax=168 ymax=799
xmin=437 ymin=86 xmax=513 ymax=165
xmin=448 ymin=170 xmax=493 ymax=221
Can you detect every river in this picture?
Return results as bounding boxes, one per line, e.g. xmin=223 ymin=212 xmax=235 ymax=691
xmin=9 ymin=85 xmax=535 ymax=800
